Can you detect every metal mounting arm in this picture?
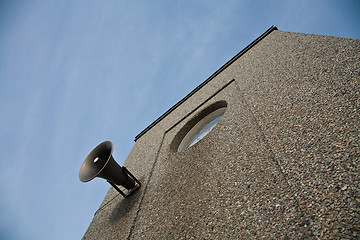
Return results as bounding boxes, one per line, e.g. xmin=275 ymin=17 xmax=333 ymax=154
xmin=107 ymin=167 xmax=141 ymax=198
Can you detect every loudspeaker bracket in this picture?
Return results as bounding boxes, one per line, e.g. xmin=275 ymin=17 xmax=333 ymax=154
xmin=107 ymin=167 xmax=141 ymax=198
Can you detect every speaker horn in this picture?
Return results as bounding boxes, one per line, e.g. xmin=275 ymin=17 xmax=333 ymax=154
xmin=79 ymin=141 xmax=141 ymax=197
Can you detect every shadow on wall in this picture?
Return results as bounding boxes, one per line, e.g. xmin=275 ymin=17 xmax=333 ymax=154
xmin=109 ymin=177 xmax=144 ymax=223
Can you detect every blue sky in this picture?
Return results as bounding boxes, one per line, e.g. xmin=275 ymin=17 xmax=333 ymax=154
xmin=0 ymin=0 xmax=359 ymax=239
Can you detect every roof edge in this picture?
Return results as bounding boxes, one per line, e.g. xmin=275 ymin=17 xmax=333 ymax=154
xmin=134 ymin=25 xmax=278 ymax=141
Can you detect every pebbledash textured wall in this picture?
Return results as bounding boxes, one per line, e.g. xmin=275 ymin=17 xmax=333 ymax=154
xmin=83 ymin=27 xmax=359 ymax=239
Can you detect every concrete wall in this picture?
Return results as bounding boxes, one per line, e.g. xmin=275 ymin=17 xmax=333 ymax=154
xmin=83 ymin=30 xmax=360 ymax=239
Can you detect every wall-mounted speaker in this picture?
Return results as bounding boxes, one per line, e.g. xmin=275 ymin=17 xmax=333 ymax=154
xmin=79 ymin=141 xmax=141 ymax=197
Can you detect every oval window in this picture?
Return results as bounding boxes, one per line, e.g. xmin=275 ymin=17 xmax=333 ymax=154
xmin=177 ymin=106 xmax=226 ymax=152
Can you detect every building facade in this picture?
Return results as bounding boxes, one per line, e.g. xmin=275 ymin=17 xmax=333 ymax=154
xmin=83 ymin=27 xmax=360 ymax=239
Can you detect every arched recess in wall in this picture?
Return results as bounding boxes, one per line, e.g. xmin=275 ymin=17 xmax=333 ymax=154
xmin=171 ymin=101 xmax=228 ymax=152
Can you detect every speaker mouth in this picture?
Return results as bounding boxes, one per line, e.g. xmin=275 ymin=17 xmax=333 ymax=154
xmin=79 ymin=141 xmax=113 ymax=182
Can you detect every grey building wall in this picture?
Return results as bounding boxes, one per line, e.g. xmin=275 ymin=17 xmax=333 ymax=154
xmin=83 ymin=28 xmax=360 ymax=239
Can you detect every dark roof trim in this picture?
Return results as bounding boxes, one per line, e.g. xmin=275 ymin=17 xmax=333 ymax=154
xmin=134 ymin=25 xmax=278 ymax=141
